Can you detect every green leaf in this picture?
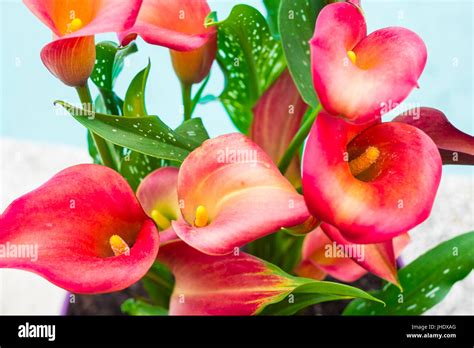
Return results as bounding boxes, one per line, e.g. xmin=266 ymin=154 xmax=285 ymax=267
xmin=260 ymin=279 xmax=383 ymax=315
xmin=119 ymin=151 xmax=163 ymax=191
xmin=86 ymin=131 xmax=101 ymax=164
xmin=343 ymin=231 xmax=474 ymax=315
xmin=279 ymin=0 xmax=324 ymax=108
xmin=119 ymin=119 xmax=209 ymax=190
xmin=175 ymin=118 xmax=210 ymax=148
xmin=247 ymin=230 xmax=304 ymax=273
xmin=190 ymin=74 xmax=211 ymax=115
xmin=121 ymin=299 xmax=168 ymax=316
xmin=263 ymin=0 xmax=282 ymax=39
xmin=123 ymin=60 xmax=150 ymax=117
xmin=208 ymin=4 xmax=286 ymax=133
xmin=57 ymin=101 xmax=194 ymax=162
xmin=142 ymin=261 xmax=175 ymax=309
xmin=91 ymin=41 xmax=138 ymax=91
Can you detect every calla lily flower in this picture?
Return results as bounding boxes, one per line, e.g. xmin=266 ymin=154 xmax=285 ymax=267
xmin=302 ymin=110 xmax=442 ymax=244
xmin=158 ymin=241 xmax=302 ymax=315
xmin=171 ymin=133 xmax=311 ymax=255
xmin=296 ymin=223 xmax=409 ymax=285
xmin=136 ymin=166 xmax=180 ymax=243
xmin=393 ymin=108 xmax=474 ymax=165
xmin=251 ymin=70 xmax=307 ymax=187
xmin=310 ymin=2 xmax=427 ymax=124
xmin=119 ymin=0 xmax=217 ymax=85
xmin=0 ymin=164 xmax=159 ymax=294
xmin=24 ymin=0 xmax=143 ymax=86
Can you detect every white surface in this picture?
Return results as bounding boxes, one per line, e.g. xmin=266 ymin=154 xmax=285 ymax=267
xmin=0 ymin=138 xmax=472 ymax=314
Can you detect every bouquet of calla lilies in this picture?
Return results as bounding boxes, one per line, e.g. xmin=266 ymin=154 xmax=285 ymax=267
xmin=1 ymin=0 xmax=473 ymax=316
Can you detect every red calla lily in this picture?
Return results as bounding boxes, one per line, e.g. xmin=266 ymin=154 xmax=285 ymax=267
xmin=302 ymin=110 xmax=441 ymax=244
xmin=0 ymin=164 xmax=159 ymax=294
xmin=172 ymin=133 xmax=310 ymax=255
xmin=158 ymin=241 xmax=300 ymax=315
xmin=393 ymin=107 xmax=474 ymax=165
xmin=310 ymin=2 xmax=427 ymax=124
xmin=119 ymin=0 xmax=217 ymax=85
xmin=24 ymin=0 xmax=142 ymax=86
xmin=251 ymin=70 xmax=307 ymax=187
xmin=297 ymin=223 xmax=409 ymax=284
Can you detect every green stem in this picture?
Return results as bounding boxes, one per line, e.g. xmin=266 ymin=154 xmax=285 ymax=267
xmin=181 ymin=82 xmax=193 ymax=121
xmin=278 ymin=104 xmax=322 ymax=175
xmin=75 ymin=84 xmax=116 ymax=169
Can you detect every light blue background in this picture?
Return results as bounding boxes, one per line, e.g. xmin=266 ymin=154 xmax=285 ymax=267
xmin=1 ymin=0 xmax=472 ymax=175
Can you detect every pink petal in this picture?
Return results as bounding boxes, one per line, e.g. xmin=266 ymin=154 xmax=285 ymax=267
xmin=136 ymin=166 xmax=181 ymax=243
xmin=174 ymin=133 xmax=310 ymax=255
xmin=0 ymin=164 xmax=159 ymax=294
xmin=299 ymin=226 xmax=367 ymax=283
xmin=393 ymin=107 xmax=474 ymax=165
xmin=24 ymin=0 xmax=143 ymax=38
xmin=118 ymin=0 xmax=215 ymax=51
xmin=251 ymin=70 xmax=307 ymax=187
xmin=321 ymin=223 xmax=409 ymax=285
xmin=310 ymin=2 xmax=426 ymax=124
xmin=302 ymin=111 xmax=441 ymax=244
xmin=158 ymin=241 xmax=298 ymax=315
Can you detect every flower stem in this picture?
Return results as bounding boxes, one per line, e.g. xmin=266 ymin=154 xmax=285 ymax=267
xmin=75 ymin=84 xmax=116 ymax=169
xmin=181 ymin=82 xmax=193 ymax=121
xmin=278 ymin=104 xmax=322 ymax=175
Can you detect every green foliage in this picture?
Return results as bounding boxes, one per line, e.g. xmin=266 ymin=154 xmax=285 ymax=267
xmin=121 ymin=299 xmax=168 ymax=316
xmin=208 ymin=5 xmax=286 ymax=133
xmin=344 ymin=231 xmax=474 ymax=315
xmin=57 ymin=101 xmax=207 ymax=163
xmin=279 ymin=0 xmax=324 ymax=108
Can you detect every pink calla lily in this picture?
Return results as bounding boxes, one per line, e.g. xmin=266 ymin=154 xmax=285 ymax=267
xmin=136 ymin=166 xmax=180 ymax=242
xmin=118 ymin=0 xmax=217 ymax=84
xmin=172 ymin=133 xmax=311 ymax=255
xmin=0 ymin=164 xmax=159 ymax=294
xmin=158 ymin=241 xmax=300 ymax=315
xmin=302 ymin=110 xmax=441 ymax=244
xmin=24 ymin=0 xmax=143 ymax=86
xmin=393 ymin=107 xmax=474 ymax=165
xmin=310 ymin=2 xmax=427 ymax=124
xmin=251 ymin=70 xmax=307 ymax=187
xmin=297 ymin=223 xmax=410 ymax=285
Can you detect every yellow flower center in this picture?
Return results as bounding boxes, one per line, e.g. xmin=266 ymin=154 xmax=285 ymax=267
xmin=109 ymin=235 xmax=130 ymax=256
xmin=349 ymin=146 xmax=380 ymax=177
xmin=151 ymin=209 xmax=171 ymax=231
xmin=347 ymin=50 xmax=357 ymax=65
xmin=67 ymin=17 xmax=83 ymax=33
xmin=194 ymin=205 xmax=209 ymax=228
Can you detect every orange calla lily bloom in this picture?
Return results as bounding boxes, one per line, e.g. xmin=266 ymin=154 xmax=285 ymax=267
xmin=119 ymin=0 xmax=217 ymax=85
xmin=24 ymin=0 xmax=143 ymax=86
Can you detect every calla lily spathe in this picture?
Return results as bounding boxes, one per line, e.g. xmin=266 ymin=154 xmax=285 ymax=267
xmin=136 ymin=166 xmax=181 ymax=243
xmin=158 ymin=241 xmax=300 ymax=315
xmin=0 ymin=164 xmax=159 ymax=294
xmin=302 ymin=110 xmax=442 ymax=244
xmin=119 ymin=0 xmax=217 ymax=85
xmin=296 ymin=223 xmax=409 ymax=285
xmin=393 ymin=107 xmax=474 ymax=165
xmin=251 ymin=70 xmax=307 ymax=187
xmin=170 ymin=133 xmax=311 ymax=255
xmin=24 ymin=0 xmax=142 ymax=86
xmin=310 ymin=2 xmax=427 ymax=124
